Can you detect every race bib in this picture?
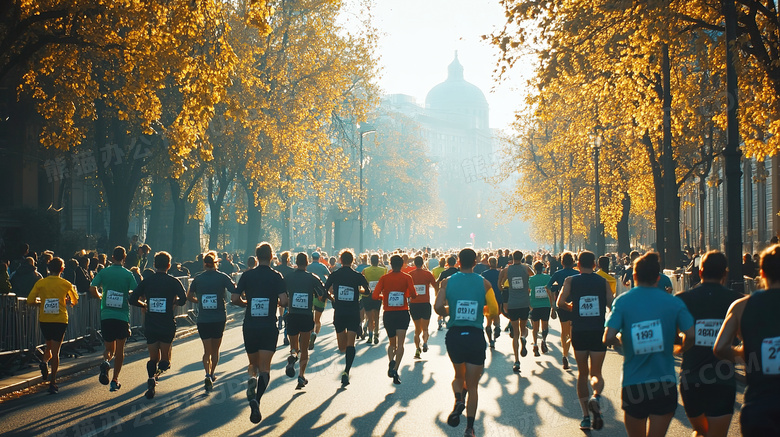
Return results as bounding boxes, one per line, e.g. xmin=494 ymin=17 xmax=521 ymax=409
xmin=695 ymin=319 xmax=723 ymax=347
xmin=106 ymin=290 xmax=124 ymax=308
xmin=251 ymin=298 xmax=269 ymax=317
xmin=44 ymin=298 xmax=59 ymax=314
xmin=455 ymin=300 xmax=478 ymax=321
xmin=579 ymin=296 xmax=600 ymax=317
xmin=387 ymin=291 xmax=404 ymax=307
xmin=338 ymin=286 xmax=355 ymax=301
xmin=369 ymin=281 xmax=378 ymax=292
xmin=201 ymin=294 xmax=218 ymax=310
xmin=149 ymin=298 xmax=166 ymax=313
xmin=414 ymin=285 xmax=426 ymax=296
xmin=631 ymin=319 xmax=664 ymax=355
xmin=292 ymin=292 xmax=308 ymax=309
xmin=534 ymin=286 xmax=547 ymax=299
xmin=511 ymin=277 xmax=524 ymax=289
xmin=761 ymin=336 xmax=780 ymax=375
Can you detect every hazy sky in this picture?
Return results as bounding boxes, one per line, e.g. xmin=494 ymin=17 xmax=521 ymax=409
xmin=371 ymin=0 xmax=532 ymax=130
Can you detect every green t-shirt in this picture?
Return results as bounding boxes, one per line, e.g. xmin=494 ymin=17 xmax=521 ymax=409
xmin=528 ymin=273 xmax=552 ymax=308
xmin=90 ymin=265 xmax=138 ymax=322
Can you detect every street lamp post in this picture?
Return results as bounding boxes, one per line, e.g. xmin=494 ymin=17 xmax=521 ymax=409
xmin=358 ymin=122 xmax=376 ymax=255
xmin=589 ymin=131 xmax=604 ymax=256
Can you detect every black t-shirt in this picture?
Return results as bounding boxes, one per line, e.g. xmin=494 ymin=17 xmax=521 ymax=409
xmin=285 ymin=269 xmax=325 ymax=315
xmin=234 ymin=265 xmax=286 ymax=328
xmin=324 ymin=266 xmax=370 ymax=315
xmin=437 ymin=267 xmax=459 ymax=283
xmin=130 ymin=271 xmax=187 ymax=330
xmin=676 ymin=282 xmax=743 ymax=386
xmin=569 ymin=273 xmax=608 ymax=331
xmin=497 ymin=256 xmax=509 ymax=269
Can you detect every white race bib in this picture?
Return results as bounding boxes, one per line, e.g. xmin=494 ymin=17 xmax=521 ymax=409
xmin=369 ymin=281 xmax=378 ymax=292
xmin=106 ymin=290 xmax=124 ymax=308
xmin=292 ymin=292 xmax=308 ymax=309
xmin=695 ymin=319 xmax=723 ymax=347
xmin=761 ymin=336 xmax=780 ymax=375
xmin=387 ymin=291 xmax=404 ymax=307
xmin=534 ymin=286 xmax=547 ymax=299
xmin=251 ymin=298 xmax=269 ymax=317
xmin=579 ymin=296 xmax=600 ymax=317
xmin=338 ymin=285 xmax=355 ymax=301
xmin=455 ymin=300 xmax=478 ymax=321
xmin=44 ymin=298 xmax=59 ymax=314
xmin=511 ymin=277 xmax=524 ymax=289
xmin=201 ymin=294 xmax=218 ymax=310
xmin=631 ymin=319 xmax=664 ymax=355
xmin=414 ymin=285 xmax=426 ymax=296
xmin=149 ymin=298 xmax=166 ymax=313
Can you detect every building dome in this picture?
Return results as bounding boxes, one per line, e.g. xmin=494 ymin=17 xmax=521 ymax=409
xmin=425 ymin=52 xmax=489 ymax=129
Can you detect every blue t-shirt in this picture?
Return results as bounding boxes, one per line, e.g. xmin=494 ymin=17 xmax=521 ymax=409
xmin=606 ymin=286 xmax=694 ymax=387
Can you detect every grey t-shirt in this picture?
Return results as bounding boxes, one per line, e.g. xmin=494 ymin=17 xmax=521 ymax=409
xmin=284 ymin=269 xmax=325 ymax=315
xmin=189 ymin=270 xmax=236 ymax=323
xmin=506 ymin=264 xmax=531 ymax=309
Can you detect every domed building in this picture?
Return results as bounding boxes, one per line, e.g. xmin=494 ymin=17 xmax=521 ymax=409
xmin=425 ymin=52 xmax=489 ymax=130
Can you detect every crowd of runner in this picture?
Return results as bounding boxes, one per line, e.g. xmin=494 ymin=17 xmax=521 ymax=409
xmin=8 ymin=240 xmax=780 ymax=437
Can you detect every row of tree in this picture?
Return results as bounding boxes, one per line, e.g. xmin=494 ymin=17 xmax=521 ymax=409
xmin=490 ymin=0 xmax=780 ymax=266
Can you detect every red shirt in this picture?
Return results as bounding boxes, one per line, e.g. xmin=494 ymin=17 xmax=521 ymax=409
xmin=372 ymin=270 xmax=417 ymax=311
xmin=408 ymin=268 xmax=435 ymax=304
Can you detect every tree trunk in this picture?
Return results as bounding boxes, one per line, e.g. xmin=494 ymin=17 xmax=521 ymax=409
xmin=147 ymin=178 xmax=166 ymax=249
xmin=661 ymin=44 xmax=682 ymax=268
xmin=314 ymin=196 xmax=322 ymax=249
xmin=281 ymin=201 xmax=291 ymax=251
xmin=169 ymin=180 xmax=187 ymax=260
xmin=698 ymin=176 xmax=708 ymax=251
xmin=207 ymin=173 xmax=230 ymax=250
xmin=617 ymin=191 xmax=631 ymax=256
xmin=244 ymin=183 xmax=263 ymax=256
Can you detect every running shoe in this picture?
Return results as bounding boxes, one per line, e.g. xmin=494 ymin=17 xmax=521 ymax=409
xmin=392 ymin=370 xmax=401 ymax=385
xmin=205 ymin=375 xmax=213 ymax=392
xmin=246 ymin=377 xmax=257 ymax=401
xmin=588 ymin=395 xmax=603 ymax=430
xmin=489 ymin=340 xmax=495 ymax=349
xmin=99 ymin=361 xmax=110 ymax=385
xmin=366 ymin=333 xmax=373 ymax=344
xmin=110 ymin=380 xmax=121 ymax=392
xmin=512 ymin=361 xmax=521 ymax=373
xmin=580 ymin=415 xmax=591 ymax=430
xmin=533 ymin=345 xmax=540 ymax=357
xmin=341 ymin=371 xmax=350 ymax=387
xmin=464 ymin=427 xmax=476 ymax=437
xmin=295 ymin=376 xmax=308 ymax=390
xmin=540 ymin=340 xmax=548 ymax=354
xmin=145 ymin=378 xmax=156 ymax=399
xmin=388 ymin=360 xmax=396 ymax=378
xmin=562 ymin=356 xmax=570 ymax=370
xmin=422 ymin=343 xmax=428 ymax=353
xmin=447 ymin=401 xmax=466 ymax=427
xmin=309 ymin=333 xmax=317 ymax=350
xmin=39 ymin=362 xmax=48 ymax=381
xmin=520 ymin=338 xmax=527 ymax=357
xmin=210 ymin=374 xmax=217 ymax=383
xmin=373 ymin=333 xmax=379 ymax=345
xmin=438 ymin=319 xmax=444 ymax=330
xmin=285 ymin=354 xmax=298 ymax=378
xmin=249 ymin=399 xmax=262 ymax=424
xmin=48 ymin=383 xmax=58 ymax=394
xmin=414 ymin=349 xmax=421 ymax=360
xmin=494 ymin=326 xmax=501 ymax=339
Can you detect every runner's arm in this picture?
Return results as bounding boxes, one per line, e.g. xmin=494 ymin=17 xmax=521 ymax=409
xmin=484 ymin=279 xmax=498 ymax=318
xmin=434 ymin=278 xmax=448 ymax=317
xmin=603 ymin=327 xmax=620 ymax=347
xmin=714 ymin=297 xmax=747 ymax=363
xmin=89 ymin=285 xmax=101 ymax=299
xmin=556 ymin=277 xmax=573 ymax=312
xmin=186 ymin=280 xmax=198 ymax=303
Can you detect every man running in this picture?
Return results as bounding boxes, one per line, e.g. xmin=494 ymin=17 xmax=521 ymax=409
xmin=186 ymin=251 xmax=236 ymax=392
xmin=604 ymin=252 xmax=694 ymax=437
xmin=481 ymin=256 xmax=502 ymax=348
xmin=676 ymin=250 xmax=742 ymax=437
xmin=548 ymin=252 xmax=579 ymax=369
xmin=306 ymin=252 xmax=330 ymax=349
xmin=498 ymin=251 xmax=534 ymax=374
xmin=27 ymin=257 xmax=79 ymax=394
xmin=434 ymin=248 xmax=499 ymax=437
xmin=284 ymin=252 xmax=325 ymax=389
xmin=362 ymin=254 xmax=386 ymax=345
xmin=408 ymin=256 xmax=437 ymax=359
xmin=715 ymin=244 xmax=780 ymax=436
xmin=129 ymin=251 xmax=187 ymax=400
xmin=232 ymin=242 xmax=288 ymax=423
xmin=373 ymin=255 xmax=417 ymax=385
xmin=324 ymin=249 xmax=371 ymax=387
xmin=557 ymin=251 xmax=612 ymax=431
xmin=436 ymin=255 xmax=460 ymax=330
xmin=528 ymin=261 xmax=555 ymax=356
xmin=595 ymin=256 xmax=617 ymax=297
xmin=89 ymin=246 xmax=137 ymax=391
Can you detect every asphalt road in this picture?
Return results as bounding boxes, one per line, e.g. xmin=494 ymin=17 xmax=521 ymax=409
xmin=0 ymin=310 xmax=744 ymax=436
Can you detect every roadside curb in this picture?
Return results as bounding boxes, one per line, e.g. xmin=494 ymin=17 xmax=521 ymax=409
xmin=0 ymin=315 xmax=238 ymax=398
